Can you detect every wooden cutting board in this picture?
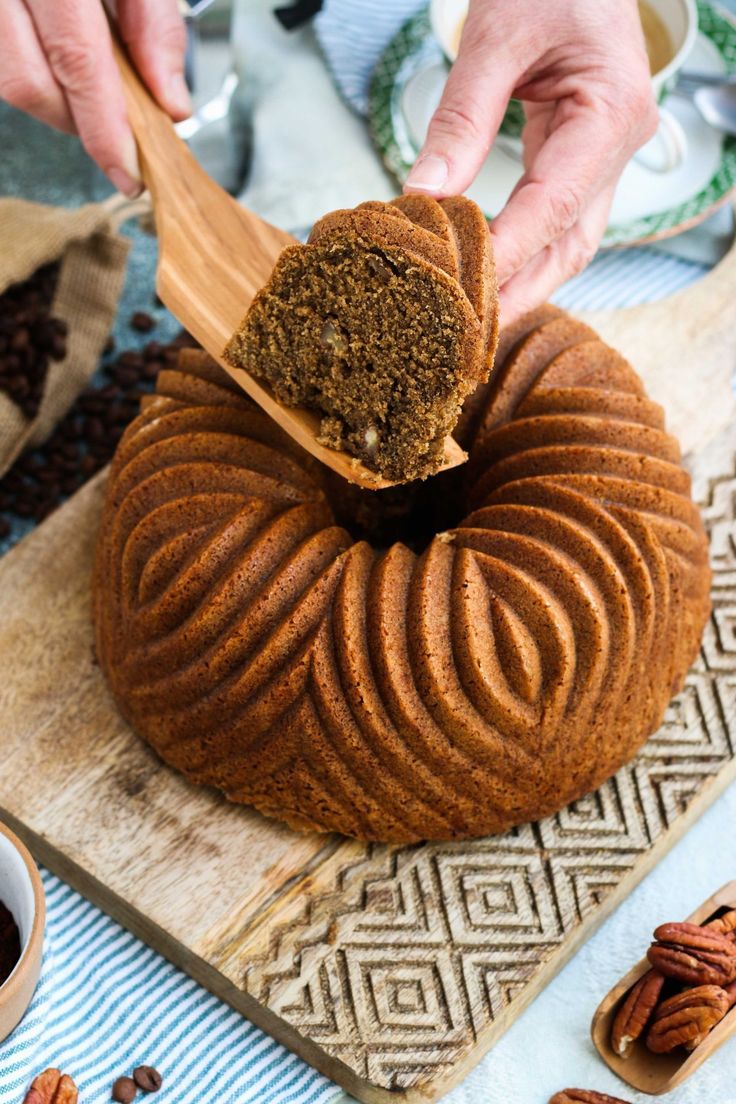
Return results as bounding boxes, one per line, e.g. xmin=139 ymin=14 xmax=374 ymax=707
xmin=2 ymin=233 xmax=736 ymax=1104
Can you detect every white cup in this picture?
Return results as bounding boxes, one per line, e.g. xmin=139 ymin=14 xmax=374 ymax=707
xmin=429 ymin=0 xmax=699 ymax=174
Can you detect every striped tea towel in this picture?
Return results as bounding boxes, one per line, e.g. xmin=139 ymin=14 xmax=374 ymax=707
xmin=0 ymin=872 xmax=345 ymax=1104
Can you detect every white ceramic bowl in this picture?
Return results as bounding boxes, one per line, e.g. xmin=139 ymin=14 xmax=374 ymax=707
xmin=0 ymin=822 xmax=45 ymax=1044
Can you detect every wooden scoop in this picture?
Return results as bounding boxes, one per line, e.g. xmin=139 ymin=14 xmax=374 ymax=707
xmin=591 ymin=880 xmax=736 ymax=1095
xmin=111 ymin=36 xmax=467 ymax=489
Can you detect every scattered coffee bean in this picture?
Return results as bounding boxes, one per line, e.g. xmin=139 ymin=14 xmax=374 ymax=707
xmin=0 ymin=319 xmax=196 ymax=541
xmin=0 ymin=898 xmax=21 ymax=986
xmin=0 ymin=262 xmax=66 ymax=420
xmin=112 ymin=1075 xmax=137 ymax=1103
xmin=142 ymin=359 xmax=164 ymax=381
xmin=130 ymin=310 xmax=155 ymax=333
xmin=133 ymin=1066 xmax=162 ymax=1093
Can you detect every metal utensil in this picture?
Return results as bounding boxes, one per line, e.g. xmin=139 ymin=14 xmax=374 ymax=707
xmin=675 ymin=71 xmax=736 ymax=136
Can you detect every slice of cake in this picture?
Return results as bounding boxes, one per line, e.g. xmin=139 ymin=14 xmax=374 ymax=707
xmin=223 ymin=196 xmax=498 ymax=482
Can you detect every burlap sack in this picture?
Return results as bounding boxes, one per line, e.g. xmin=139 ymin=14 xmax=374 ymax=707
xmin=0 ymin=196 xmax=133 ymax=478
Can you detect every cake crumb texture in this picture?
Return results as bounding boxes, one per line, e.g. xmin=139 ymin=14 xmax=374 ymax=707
xmin=223 ymin=196 xmax=498 ymax=481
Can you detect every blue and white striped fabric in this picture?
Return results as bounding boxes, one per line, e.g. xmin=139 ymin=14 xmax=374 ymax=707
xmin=0 ymin=873 xmax=345 ymax=1104
xmin=315 ymin=0 xmax=426 ymax=115
xmin=551 ymin=245 xmax=706 ymax=311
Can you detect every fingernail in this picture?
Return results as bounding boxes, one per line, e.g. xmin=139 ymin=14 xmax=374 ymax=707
xmin=107 ymin=167 xmax=142 ymax=198
xmin=107 ymin=134 xmax=142 ymax=197
xmin=404 ymin=154 xmax=449 ymax=194
xmin=122 ymin=132 xmax=141 ymax=182
xmin=168 ymin=72 xmax=192 ymax=117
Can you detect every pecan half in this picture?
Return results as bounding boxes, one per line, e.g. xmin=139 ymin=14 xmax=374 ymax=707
xmin=647 ymin=922 xmax=736 ymax=986
xmin=646 ymin=984 xmax=729 ymax=1053
xmin=23 ymin=1069 xmax=78 ymax=1104
xmin=707 ymin=908 xmax=736 ymax=942
xmin=723 ymin=979 xmax=736 ymax=1009
xmin=610 ymin=969 xmax=665 ymax=1057
xmin=549 ymin=1091 xmax=632 ymax=1104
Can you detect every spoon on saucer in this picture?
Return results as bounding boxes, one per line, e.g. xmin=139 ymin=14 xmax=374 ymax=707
xmin=675 ymin=71 xmax=736 ymax=137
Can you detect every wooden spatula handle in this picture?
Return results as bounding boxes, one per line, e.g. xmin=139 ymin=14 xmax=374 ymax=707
xmin=109 ymin=34 xmax=194 ymax=209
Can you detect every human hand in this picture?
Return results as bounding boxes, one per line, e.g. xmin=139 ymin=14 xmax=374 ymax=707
xmin=0 ymin=0 xmax=190 ymax=196
xmin=404 ymin=0 xmax=658 ymax=325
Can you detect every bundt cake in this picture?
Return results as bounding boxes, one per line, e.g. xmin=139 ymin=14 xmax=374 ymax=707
xmin=93 ymin=307 xmax=711 ymax=842
xmin=223 ymin=195 xmax=498 ymax=481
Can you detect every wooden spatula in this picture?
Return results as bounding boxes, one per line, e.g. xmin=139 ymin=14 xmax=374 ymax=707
xmin=111 ymin=36 xmax=467 ymax=489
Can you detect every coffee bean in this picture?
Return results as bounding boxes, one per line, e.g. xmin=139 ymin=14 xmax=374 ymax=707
xmin=0 ymin=262 xmax=62 ymax=420
xmin=133 ymin=1066 xmax=162 ymax=1093
xmin=131 ymin=310 xmax=155 ymax=333
xmin=119 ymin=350 xmax=145 ymax=369
xmin=142 ymin=359 xmax=164 ymax=380
xmin=0 ymin=323 xmax=191 ymax=533
xmin=106 ymin=401 xmax=127 ymax=426
xmin=10 ymin=328 xmax=29 ymax=352
xmin=81 ymin=395 xmax=106 ymax=416
xmin=8 ymin=376 xmax=29 ymax=400
xmin=86 ymin=416 xmax=105 ymax=442
xmin=113 ymin=367 xmax=138 ymax=388
xmin=112 ymin=1075 xmax=137 ymax=1103
xmin=59 ymin=476 xmax=78 ymax=496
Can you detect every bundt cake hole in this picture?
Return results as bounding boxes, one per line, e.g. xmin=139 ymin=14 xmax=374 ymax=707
xmin=322 ymin=465 xmax=464 ymax=553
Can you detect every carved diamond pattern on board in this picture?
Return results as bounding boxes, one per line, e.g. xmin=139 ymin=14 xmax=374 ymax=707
xmin=636 ymin=761 xmax=725 ymax=833
xmin=548 ymin=853 xmax=639 ymax=929
xmin=434 ymin=850 xmax=562 ymax=947
xmin=703 ymin=606 xmax=736 ymax=671
xmin=715 ymin=606 xmax=736 ymax=652
xmin=345 ymin=947 xmax=467 ymax=1047
xmin=337 ymin=861 xmax=448 ymax=947
xmin=459 ymin=952 xmax=539 ymax=1035
xmin=701 ymin=469 xmax=736 ymax=589
xmin=537 ymin=770 xmax=648 ymax=851
xmin=364 ymin=1047 xmax=468 ymax=1093
xmin=640 ymin=670 xmax=730 ymax=760
xmin=265 ymin=946 xmax=348 ymax=1038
